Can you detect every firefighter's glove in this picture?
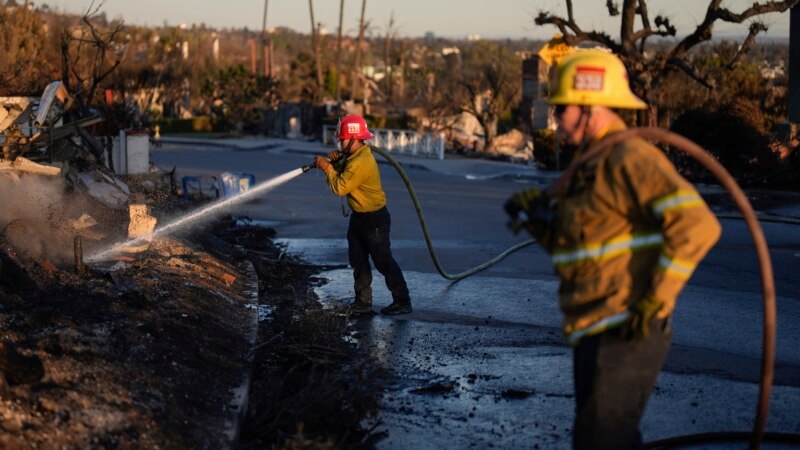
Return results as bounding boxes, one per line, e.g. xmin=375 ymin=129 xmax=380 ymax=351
xmin=504 ymin=188 xmax=548 ymax=235
xmin=627 ymin=295 xmax=664 ymax=339
xmin=327 ymin=150 xmax=341 ymax=162
xmin=314 ymin=155 xmax=331 ymax=172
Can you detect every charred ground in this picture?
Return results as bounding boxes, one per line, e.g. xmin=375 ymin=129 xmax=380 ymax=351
xmin=0 ymin=192 xmax=383 ymax=449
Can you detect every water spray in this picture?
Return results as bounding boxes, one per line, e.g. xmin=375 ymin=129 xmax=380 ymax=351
xmin=87 ymin=168 xmax=305 ymax=262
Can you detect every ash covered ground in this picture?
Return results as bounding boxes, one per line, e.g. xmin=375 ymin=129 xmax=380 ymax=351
xmin=0 ymin=173 xmax=382 ymax=449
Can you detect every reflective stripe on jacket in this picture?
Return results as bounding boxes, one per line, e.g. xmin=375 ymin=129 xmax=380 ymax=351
xmin=322 ymin=145 xmax=387 ymax=213
xmin=529 ymin=121 xmax=721 ymax=345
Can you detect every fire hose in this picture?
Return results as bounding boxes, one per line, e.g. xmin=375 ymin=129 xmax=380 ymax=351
xmin=303 ymin=149 xmax=537 ymax=281
xmin=307 ymin=127 xmax=797 ymax=448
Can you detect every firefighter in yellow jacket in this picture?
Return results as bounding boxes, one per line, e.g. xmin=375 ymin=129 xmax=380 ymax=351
xmin=314 ymin=115 xmax=412 ymax=315
xmin=505 ymin=50 xmax=721 ymax=449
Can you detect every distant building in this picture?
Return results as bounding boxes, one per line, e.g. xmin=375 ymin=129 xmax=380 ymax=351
xmin=520 ymin=56 xmax=554 ymax=132
xmin=761 ymin=60 xmax=786 ymax=80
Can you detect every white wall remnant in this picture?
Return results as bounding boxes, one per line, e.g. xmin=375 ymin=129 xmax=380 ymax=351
xmin=76 ymin=171 xmax=130 ymax=210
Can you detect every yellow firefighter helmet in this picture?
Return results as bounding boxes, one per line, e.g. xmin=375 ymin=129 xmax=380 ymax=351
xmin=548 ymin=49 xmax=647 ymax=110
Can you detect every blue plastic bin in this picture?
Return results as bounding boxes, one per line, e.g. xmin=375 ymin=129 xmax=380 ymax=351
xmin=182 ymin=175 xmax=220 ymax=200
xmin=219 ymin=172 xmax=256 ymax=198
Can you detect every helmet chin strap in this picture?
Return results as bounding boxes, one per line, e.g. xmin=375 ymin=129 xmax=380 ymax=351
xmin=577 ymin=106 xmax=595 ymax=152
xmin=342 ymin=138 xmax=357 ymax=155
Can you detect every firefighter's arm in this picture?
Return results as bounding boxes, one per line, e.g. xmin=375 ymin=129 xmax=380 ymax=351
xmin=324 ymin=155 xmax=364 ymax=196
xmin=647 ymin=187 xmax=721 ymax=317
xmin=620 ymin=147 xmax=722 ymax=318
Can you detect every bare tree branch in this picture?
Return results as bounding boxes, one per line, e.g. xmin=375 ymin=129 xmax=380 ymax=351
xmin=632 ymin=2 xmax=677 ymax=51
xmin=637 ymin=0 xmax=652 ymax=32
xmin=620 ymin=0 xmax=637 ymax=54
xmin=728 ymin=21 xmax=769 ymax=69
xmin=716 ymin=0 xmax=798 ymax=22
xmin=606 ymin=0 xmax=619 ymax=16
xmin=534 ymin=11 xmax=620 ymax=52
xmin=666 ymin=57 xmax=715 ymax=90
xmin=59 ymin=1 xmax=126 ymax=120
xmin=670 ymin=0 xmax=797 ymax=62
xmin=82 ymin=0 xmax=104 ymax=20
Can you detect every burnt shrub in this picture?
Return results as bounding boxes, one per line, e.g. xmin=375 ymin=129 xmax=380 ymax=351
xmin=532 ymin=129 xmax=578 ymax=171
xmin=670 ymin=99 xmax=779 ymax=184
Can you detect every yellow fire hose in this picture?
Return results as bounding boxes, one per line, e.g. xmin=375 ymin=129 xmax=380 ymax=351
xmin=370 ymin=127 xmax=798 ymax=449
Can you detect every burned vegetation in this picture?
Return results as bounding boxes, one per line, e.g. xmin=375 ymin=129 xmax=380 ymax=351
xmin=0 ymin=177 xmax=383 ymax=448
xmin=210 ymin=218 xmax=385 ymax=450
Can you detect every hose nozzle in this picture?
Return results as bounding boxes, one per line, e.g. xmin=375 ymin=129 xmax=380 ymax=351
xmin=301 ymin=163 xmax=316 ymax=173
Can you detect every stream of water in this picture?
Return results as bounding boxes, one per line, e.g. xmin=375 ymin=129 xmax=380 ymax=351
xmin=87 ymin=168 xmax=305 ymax=262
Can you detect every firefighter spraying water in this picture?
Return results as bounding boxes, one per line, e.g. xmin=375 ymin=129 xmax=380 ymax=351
xmin=306 ymin=115 xmax=413 ymax=316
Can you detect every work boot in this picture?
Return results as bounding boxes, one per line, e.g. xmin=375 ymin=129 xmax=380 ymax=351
xmin=380 ymin=301 xmax=412 ymax=315
xmin=343 ymin=300 xmax=374 ymax=316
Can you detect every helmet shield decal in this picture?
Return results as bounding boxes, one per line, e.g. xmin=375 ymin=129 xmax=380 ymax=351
xmin=573 ymin=66 xmax=605 ymax=92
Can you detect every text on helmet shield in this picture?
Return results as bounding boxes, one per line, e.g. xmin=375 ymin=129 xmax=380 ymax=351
xmin=347 ymin=123 xmax=361 ymax=135
xmin=573 ymin=66 xmax=605 ymax=91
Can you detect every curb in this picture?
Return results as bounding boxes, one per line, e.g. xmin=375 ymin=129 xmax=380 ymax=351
xmin=157 ymin=137 xmax=281 ymax=152
xmin=221 ymin=259 xmax=260 ymax=449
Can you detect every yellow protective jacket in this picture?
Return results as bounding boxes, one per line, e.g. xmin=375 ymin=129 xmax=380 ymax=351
xmin=322 ymin=144 xmax=387 ymax=213
xmin=530 ymin=121 xmax=721 ymax=346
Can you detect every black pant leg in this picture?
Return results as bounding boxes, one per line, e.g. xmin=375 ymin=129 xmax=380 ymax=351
xmin=347 ymin=215 xmax=373 ymax=304
xmin=573 ymin=319 xmax=671 ymax=450
xmin=364 ymin=208 xmax=410 ymax=304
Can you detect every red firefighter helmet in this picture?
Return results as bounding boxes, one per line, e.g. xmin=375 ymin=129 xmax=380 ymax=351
xmin=336 ymin=115 xmax=374 ymax=140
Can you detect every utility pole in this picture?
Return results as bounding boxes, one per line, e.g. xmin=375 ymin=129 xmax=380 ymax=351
xmin=309 ymin=0 xmax=324 ymax=101
xmin=335 ymin=0 xmax=345 ymax=103
xmin=261 ymin=0 xmax=270 ymax=77
xmin=383 ymin=12 xmax=396 ymax=103
xmin=790 ymin=5 xmax=800 ymax=138
xmin=248 ymin=39 xmax=257 ymax=74
xmin=352 ymin=0 xmax=367 ymax=101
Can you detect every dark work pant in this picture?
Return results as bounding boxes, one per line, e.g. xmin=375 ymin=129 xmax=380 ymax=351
xmin=572 ymin=319 xmax=672 ymax=450
xmin=347 ymin=206 xmax=410 ymax=305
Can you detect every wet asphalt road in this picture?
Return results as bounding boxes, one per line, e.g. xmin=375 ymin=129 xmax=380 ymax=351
xmin=152 ymin=139 xmax=800 ymax=449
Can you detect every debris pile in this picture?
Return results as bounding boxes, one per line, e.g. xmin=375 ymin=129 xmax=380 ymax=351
xmin=0 ymin=225 xmax=260 ymax=447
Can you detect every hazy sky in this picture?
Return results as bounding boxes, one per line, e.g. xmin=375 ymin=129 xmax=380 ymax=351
xmin=47 ymin=0 xmax=792 ymax=40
